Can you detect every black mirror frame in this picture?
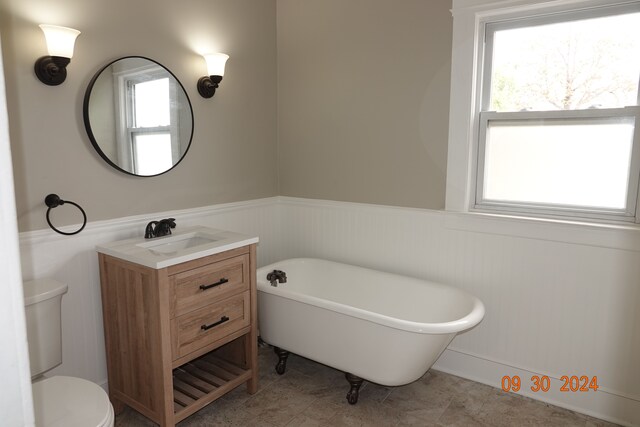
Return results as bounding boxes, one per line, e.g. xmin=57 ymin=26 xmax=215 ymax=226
xmin=82 ymin=56 xmax=195 ymax=177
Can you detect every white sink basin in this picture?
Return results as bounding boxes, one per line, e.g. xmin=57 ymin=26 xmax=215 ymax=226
xmin=96 ymin=226 xmax=259 ymax=269
xmin=136 ymin=232 xmax=222 ymax=255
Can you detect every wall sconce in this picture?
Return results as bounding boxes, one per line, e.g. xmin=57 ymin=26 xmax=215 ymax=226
xmin=197 ymin=53 xmax=229 ymax=98
xmin=34 ymin=24 xmax=81 ymax=86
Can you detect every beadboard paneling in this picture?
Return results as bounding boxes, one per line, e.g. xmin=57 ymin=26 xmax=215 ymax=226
xmin=19 ymin=196 xmax=640 ymax=425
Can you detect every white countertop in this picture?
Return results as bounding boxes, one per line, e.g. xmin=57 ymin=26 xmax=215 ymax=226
xmin=96 ymin=225 xmax=259 ymax=269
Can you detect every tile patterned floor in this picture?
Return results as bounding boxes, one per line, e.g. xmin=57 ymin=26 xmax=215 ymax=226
xmin=115 ymin=345 xmax=620 ymax=427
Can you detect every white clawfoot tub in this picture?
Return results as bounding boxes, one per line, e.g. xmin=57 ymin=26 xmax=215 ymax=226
xmin=257 ymin=258 xmax=485 ymax=404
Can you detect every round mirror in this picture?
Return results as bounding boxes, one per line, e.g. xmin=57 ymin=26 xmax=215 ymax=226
xmin=83 ymin=56 xmax=194 ymax=177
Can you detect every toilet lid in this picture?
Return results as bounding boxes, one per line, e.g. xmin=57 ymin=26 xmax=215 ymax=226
xmin=32 ymin=376 xmax=114 ymax=427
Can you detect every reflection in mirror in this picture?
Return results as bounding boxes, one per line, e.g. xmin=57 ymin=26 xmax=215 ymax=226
xmin=83 ymin=57 xmax=194 ymax=176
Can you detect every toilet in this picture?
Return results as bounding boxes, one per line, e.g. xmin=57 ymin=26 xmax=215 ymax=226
xmin=24 ymin=278 xmax=114 ymax=427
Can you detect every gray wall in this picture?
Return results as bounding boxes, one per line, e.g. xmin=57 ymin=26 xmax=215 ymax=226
xmin=3 ymin=0 xmax=453 ymax=232
xmin=1 ymin=0 xmax=278 ymax=231
xmin=277 ymin=0 xmax=452 ymax=209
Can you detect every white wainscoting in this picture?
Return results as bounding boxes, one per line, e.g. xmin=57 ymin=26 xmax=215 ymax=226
xmin=19 ymin=197 xmax=282 ymax=389
xmin=19 ymin=196 xmax=640 ymax=425
xmin=277 ymin=197 xmax=640 ymax=426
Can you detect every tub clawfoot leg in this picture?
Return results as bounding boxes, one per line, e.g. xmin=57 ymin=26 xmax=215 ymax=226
xmin=345 ymin=373 xmax=364 ymax=405
xmin=274 ymin=347 xmax=289 ymax=375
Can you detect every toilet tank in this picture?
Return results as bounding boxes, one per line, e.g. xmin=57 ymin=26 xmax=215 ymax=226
xmin=23 ymin=279 xmax=68 ymax=378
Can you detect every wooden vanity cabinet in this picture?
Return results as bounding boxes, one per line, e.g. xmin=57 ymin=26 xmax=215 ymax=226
xmin=98 ymin=244 xmax=258 ymax=427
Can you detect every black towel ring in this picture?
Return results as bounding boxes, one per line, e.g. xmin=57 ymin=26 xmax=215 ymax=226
xmin=44 ymin=194 xmax=87 ymax=236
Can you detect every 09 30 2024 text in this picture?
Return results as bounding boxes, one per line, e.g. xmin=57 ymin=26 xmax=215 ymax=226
xmin=501 ymin=375 xmax=599 ymax=393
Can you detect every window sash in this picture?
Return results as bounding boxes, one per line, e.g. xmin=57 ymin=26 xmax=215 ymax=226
xmin=474 ymin=108 xmax=640 ymax=222
xmin=130 ymin=130 xmax=172 ymax=175
xmin=481 ymin=2 xmax=640 ymax=112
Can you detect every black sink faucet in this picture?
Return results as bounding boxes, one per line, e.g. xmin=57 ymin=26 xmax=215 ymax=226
xmin=144 ymin=221 xmax=158 ymax=239
xmin=144 ymin=218 xmax=176 ymax=239
xmin=156 ymin=218 xmax=176 ymax=237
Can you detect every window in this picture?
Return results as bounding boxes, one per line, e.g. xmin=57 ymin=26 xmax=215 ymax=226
xmin=126 ymin=76 xmax=174 ymax=175
xmin=113 ymin=64 xmax=181 ymax=176
xmin=474 ymin=3 xmax=640 ymax=222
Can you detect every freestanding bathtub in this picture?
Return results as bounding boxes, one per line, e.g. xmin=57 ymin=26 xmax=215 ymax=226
xmin=257 ymin=258 xmax=485 ymax=404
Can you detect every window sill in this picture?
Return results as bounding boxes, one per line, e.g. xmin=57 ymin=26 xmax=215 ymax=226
xmin=444 ymin=210 xmax=640 ymax=252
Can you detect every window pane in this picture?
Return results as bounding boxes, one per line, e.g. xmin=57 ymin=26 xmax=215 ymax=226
xmin=133 ymin=78 xmax=170 ymax=127
xmin=490 ymin=13 xmax=640 ymax=112
xmin=482 ymin=119 xmax=634 ymax=209
xmin=133 ymin=133 xmax=173 ymax=175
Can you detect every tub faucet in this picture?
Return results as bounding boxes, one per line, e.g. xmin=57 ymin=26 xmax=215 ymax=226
xmin=267 ymin=270 xmax=287 ymax=287
xmin=144 ymin=218 xmax=176 ymax=239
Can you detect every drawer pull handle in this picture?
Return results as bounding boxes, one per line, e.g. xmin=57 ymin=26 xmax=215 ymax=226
xmin=201 ymin=316 xmax=230 ymax=331
xmin=199 ymin=278 xmax=229 ymax=290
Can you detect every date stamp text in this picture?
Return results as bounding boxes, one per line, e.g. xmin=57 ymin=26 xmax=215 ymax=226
xmin=501 ymin=375 xmax=599 ymax=393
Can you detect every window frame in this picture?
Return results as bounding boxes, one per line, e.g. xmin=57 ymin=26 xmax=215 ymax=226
xmin=113 ymin=64 xmax=181 ymax=175
xmin=447 ymin=0 xmax=640 ymax=225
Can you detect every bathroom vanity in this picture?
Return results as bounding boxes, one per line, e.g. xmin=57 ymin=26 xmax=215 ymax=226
xmin=96 ymin=227 xmax=259 ymax=426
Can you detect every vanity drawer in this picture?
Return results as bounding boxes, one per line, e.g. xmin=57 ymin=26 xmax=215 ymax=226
xmin=171 ymin=291 xmax=249 ymax=360
xmin=170 ymin=254 xmax=249 ymax=318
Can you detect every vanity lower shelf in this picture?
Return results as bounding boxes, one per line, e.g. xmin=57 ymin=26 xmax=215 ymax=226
xmin=172 ymin=352 xmax=252 ymax=422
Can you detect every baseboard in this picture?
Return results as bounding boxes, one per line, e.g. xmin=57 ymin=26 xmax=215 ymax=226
xmin=433 ymin=348 xmax=640 ymax=427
